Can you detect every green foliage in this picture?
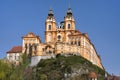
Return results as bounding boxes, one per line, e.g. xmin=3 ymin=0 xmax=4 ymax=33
xmin=39 ymin=74 xmax=47 ymax=80
xmin=0 ymin=60 xmax=11 ymax=80
xmin=21 ymin=53 xmax=30 ymax=66
xmin=35 ymin=55 xmax=105 ymax=80
xmin=0 ymin=53 xmax=31 ymax=80
xmin=0 ymin=54 xmax=105 ymax=80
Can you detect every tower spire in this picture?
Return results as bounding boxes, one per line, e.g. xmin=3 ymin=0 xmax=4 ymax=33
xmin=48 ymin=6 xmax=54 ymax=16
xmin=67 ymin=5 xmax=72 ymax=15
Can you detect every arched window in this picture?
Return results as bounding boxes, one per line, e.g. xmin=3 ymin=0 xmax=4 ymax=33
xmin=58 ymin=35 xmax=61 ymax=41
xmin=58 ymin=35 xmax=61 ymax=39
xmin=48 ymin=25 xmax=52 ymax=30
xmin=68 ymin=24 xmax=71 ymax=29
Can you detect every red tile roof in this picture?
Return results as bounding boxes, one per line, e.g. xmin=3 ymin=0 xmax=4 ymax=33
xmin=105 ymin=76 xmax=120 ymax=80
xmin=113 ymin=76 xmax=120 ymax=80
xmin=7 ymin=46 xmax=22 ymax=53
xmin=89 ymin=72 xmax=97 ymax=78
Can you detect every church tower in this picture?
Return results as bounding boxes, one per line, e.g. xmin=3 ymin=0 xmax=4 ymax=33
xmin=64 ymin=7 xmax=76 ymax=42
xmin=45 ymin=7 xmax=57 ymax=43
xmin=64 ymin=7 xmax=75 ymax=30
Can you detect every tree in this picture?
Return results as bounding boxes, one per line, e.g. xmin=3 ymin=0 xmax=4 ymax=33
xmin=0 ymin=60 xmax=10 ymax=80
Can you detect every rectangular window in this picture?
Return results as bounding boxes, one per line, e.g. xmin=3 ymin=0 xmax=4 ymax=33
xmin=48 ymin=25 xmax=51 ymax=30
xmin=68 ymin=24 xmax=71 ymax=29
xmin=78 ymin=41 xmax=80 ymax=46
xmin=15 ymin=55 xmax=16 ymax=60
xmin=71 ymin=42 xmax=73 ymax=45
xmin=75 ymin=41 xmax=77 ymax=45
xmin=43 ymin=48 xmax=45 ymax=51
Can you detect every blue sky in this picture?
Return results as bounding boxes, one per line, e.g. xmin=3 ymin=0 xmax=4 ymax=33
xmin=0 ymin=0 xmax=120 ymax=75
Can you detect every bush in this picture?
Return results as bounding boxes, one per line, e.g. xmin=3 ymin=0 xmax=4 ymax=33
xmin=35 ymin=55 xmax=105 ymax=80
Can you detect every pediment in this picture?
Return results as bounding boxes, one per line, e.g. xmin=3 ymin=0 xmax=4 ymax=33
xmin=23 ymin=32 xmax=36 ymax=38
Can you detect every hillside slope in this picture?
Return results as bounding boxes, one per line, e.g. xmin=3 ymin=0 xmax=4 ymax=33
xmin=35 ymin=54 xmax=105 ymax=80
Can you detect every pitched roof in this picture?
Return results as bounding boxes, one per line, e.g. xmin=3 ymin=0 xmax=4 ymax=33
xmin=105 ymin=76 xmax=120 ymax=80
xmin=22 ymin=32 xmax=37 ymax=38
xmin=7 ymin=46 xmax=22 ymax=53
xmin=113 ymin=76 xmax=120 ymax=80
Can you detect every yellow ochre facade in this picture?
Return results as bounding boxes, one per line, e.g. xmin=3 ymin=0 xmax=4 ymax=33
xmin=22 ymin=7 xmax=103 ymax=69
